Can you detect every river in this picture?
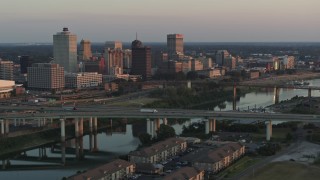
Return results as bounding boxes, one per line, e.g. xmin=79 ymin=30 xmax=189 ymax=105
xmin=1 ymin=79 xmax=320 ymax=180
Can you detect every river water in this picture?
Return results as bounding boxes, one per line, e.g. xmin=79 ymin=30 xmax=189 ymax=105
xmin=1 ymin=79 xmax=320 ymax=180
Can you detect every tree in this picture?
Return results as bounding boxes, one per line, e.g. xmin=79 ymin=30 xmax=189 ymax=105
xmin=157 ymin=124 xmax=176 ymax=141
xmin=187 ymin=71 xmax=198 ymax=80
xmin=138 ymin=133 xmax=152 ymax=145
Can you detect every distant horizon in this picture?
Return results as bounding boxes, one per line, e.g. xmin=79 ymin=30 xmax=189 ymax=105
xmin=1 ymin=41 xmax=320 ymax=45
xmin=0 ymin=0 xmax=319 ymax=43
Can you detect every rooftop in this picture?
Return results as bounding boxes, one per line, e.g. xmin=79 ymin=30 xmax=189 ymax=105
xmin=129 ymin=138 xmax=186 ymax=157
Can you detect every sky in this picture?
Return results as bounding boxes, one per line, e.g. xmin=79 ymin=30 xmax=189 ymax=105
xmin=0 ymin=0 xmax=320 ymax=43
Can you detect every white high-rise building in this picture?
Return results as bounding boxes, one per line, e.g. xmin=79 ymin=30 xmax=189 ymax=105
xmin=53 ymin=27 xmax=77 ymax=73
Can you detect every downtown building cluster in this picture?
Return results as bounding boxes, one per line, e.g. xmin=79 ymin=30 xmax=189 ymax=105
xmin=0 ymin=27 xmax=300 ymax=97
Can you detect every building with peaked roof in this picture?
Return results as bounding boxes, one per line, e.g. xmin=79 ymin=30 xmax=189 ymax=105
xmin=129 ymin=138 xmax=187 ymax=164
xmin=180 ymin=142 xmax=245 ymax=173
xmin=164 ymin=167 xmax=204 ymax=180
xmin=68 ymin=159 xmax=135 ymax=180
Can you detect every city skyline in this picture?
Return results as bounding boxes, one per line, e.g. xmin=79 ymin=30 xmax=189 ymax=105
xmin=0 ymin=0 xmax=320 ymax=43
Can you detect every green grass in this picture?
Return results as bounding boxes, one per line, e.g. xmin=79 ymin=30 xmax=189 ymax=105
xmin=108 ymin=97 xmax=159 ymax=107
xmin=218 ymin=156 xmax=261 ymax=178
xmin=241 ymin=161 xmax=320 ymax=180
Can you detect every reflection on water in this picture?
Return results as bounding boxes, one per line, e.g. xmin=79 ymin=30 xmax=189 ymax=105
xmin=215 ymin=79 xmax=320 ymax=111
xmin=2 ymin=79 xmax=320 ymax=179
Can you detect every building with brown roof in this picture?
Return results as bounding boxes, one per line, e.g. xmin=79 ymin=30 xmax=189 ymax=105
xmin=129 ymin=138 xmax=187 ymax=164
xmin=68 ymin=159 xmax=135 ymax=180
xmin=180 ymin=142 xmax=245 ymax=173
xmin=164 ymin=167 xmax=204 ymax=180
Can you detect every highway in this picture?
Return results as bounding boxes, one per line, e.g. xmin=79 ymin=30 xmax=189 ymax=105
xmin=1 ymin=106 xmax=320 ymax=123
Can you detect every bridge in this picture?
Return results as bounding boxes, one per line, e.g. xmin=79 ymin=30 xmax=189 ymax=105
xmin=1 ymin=107 xmax=319 ymax=167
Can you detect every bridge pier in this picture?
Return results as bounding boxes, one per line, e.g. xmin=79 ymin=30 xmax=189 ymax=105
xmin=273 ymin=87 xmax=280 ymax=104
xmin=74 ymin=118 xmax=80 ymax=160
xmin=163 ymin=118 xmax=168 ymax=125
xmin=89 ymin=117 xmax=93 ymax=151
xmin=79 ymin=118 xmax=84 ymax=159
xmin=146 ymin=119 xmax=155 ymax=138
xmin=210 ymin=119 xmax=216 ymax=133
xmin=92 ymin=117 xmax=98 ymax=152
xmin=266 ymin=120 xmax=272 ymax=141
xmin=233 ymin=85 xmax=237 ymax=111
xmin=0 ymin=119 xmax=4 ymax=136
xmin=60 ymin=118 xmax=66 ymax=166
xmin=308 ymin=88 xmax=312 ymax=98
xmin=205 ymin=120 xmax=210 ymax=134
xmin=155 ymin=119 xmax=160 ymax=132
xmin=5 ymin=119 xmax=9 ymax=135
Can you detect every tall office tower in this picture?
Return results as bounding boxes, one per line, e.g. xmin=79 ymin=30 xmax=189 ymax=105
xmin=167 ymin=34 xmax=184 ymax=60
xmin=103 ymin=41 xmax=123 ymax=75
xmin=53 ymin=27 xmax=78 ymax=73
xmin=79 ymin=39 xmax=92 ymax=61
xmin=19 ymin=55 xmax=32 ymax=74
xmin=131 ymin=39 xmax=151 ymax=80
xmin=0 ymin=60 xmax=14 ymax=80
xmin=123 ymin=49 xmax=132 ymax=74
xmin=27 ymin=63 xmax=64 ymax=90
xmin=215 ymin=50 xmax=230 ymax=67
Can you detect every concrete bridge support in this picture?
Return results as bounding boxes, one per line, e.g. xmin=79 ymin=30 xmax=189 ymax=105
xmin=146 ymin=119 xmax=155 ymax=138
xmin=0 ymin=120 xmax=4 ymax=136
xmin=155 ymin=119 xmax=161 ymax=132
xmin=205 ymin=120 xmax=210 ymax=134
xmin=79 ymin=118 xmax=84 ymax=159
xmin=5 ymin=119 xmax=9 ymax=135
xmin=60 ymin=118 xmax=66 ymax=165
xmin=92 ymin=117 xmax=98 ymax=152
xmin=74 ymin=118 xmax=80 ymax=159
xmin=210 ymin=119 xmax=216 ymax=133
xmin=89 ymin=117 xmax=93 ymax=151
xmin=266 ymin=120 xmax=272 ymax=141
xmin=163 ymin=118 xmax=168 ymax=125
xmin=273 ymin=87 xmax=280 ymax=104
xmin=308 ymin=88 xmax=312 ymax=98
xmin=233 ymin=85 xmax=237 ymax=111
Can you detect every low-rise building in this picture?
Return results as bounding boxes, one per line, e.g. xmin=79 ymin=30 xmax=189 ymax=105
xmin=135 ymin=163 xmax=163 ymax=175
xmin=181 ymin=142 xmax=245 ymax=173
xmin=65 ymin=72 xmax=102 ymax=89
xmin=164 ymin=167 xmax=204 ymax=180
xmin=129 ymin=138 xmax=187 ymax=164
xmin=69 ymin=159 xmax=135 ymax=180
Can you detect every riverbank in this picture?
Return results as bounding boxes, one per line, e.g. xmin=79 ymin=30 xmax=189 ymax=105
xmin=240 ymin=72 xmax=320 ymax=86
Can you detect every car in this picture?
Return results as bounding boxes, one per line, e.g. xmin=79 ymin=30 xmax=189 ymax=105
xmin=165 ymin=170 xmax=172 ymax=173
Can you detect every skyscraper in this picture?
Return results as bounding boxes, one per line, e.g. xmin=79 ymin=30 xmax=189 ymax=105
xmin=53 ymin=27 xmax=77 ymax=73
xmin=167 ymin=34 xmax=184 ymax=59
xmin=20 ymin=55 xmax=32 ymax=74
xmin=79 ymin=39 xmax=92 ymax=61
xmin=103 ymin=41 xmax=124 ymax=75
xmin=131 ymin=39 xmax=151 ymax=80
xmin=0 ymin=60 xmax=14 ymax=80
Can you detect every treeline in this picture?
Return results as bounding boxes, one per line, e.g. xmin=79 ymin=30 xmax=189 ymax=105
xmin=145 ymin=82 xmax=236 ymax=109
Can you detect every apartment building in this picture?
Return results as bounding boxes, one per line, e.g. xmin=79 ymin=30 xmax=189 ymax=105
xmin=181 ymin=142 xmax=245 ymax=173
xmin=69 ymin=159 xmax=135 ymax=180
xmin=129 ymin=138 xmax=187 ymax=164
xmin=164 ymin=167 xmax=204 ymax=180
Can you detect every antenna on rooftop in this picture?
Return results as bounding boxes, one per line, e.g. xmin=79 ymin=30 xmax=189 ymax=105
xmin=136 ymin=32 xmax=138 ymax=40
